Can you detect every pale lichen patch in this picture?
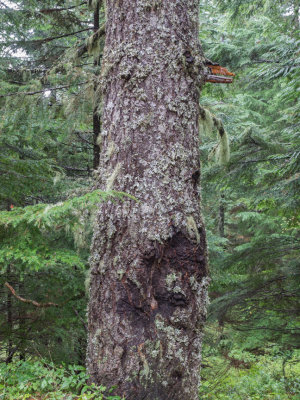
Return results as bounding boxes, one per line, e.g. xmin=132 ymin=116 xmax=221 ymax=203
xmin=186 ymin=215 xmax=201 ymax=243
xmin=106 ymin=162 xmax=121 ymax=190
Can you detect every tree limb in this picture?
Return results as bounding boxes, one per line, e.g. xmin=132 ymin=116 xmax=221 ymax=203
xmin=39 ymin=3 xmax=86 ymax=13
xmin=72 ymin=130 xmax=94 ymax=145
xmin=252 ymin=59 xmax=299 ymax=66
xmin=4 ymin=282 xmax=59 ymax=308
xmin=0 ymin=81 xmax=89 ymax=98
xmin=3 ymin=28 xmax=93 ymax=46
xmin=0 ymin=3 xmax=86 ymax=14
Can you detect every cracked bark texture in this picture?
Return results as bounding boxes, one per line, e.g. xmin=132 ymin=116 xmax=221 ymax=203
xmin=87 ymin=0 xmax=209 ymax=399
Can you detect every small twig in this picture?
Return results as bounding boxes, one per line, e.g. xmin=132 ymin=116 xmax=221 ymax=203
xmin=4 ymin=282 xmax=59 ymax=308
xmin=72 ymin=306 xmax=87 ymax=332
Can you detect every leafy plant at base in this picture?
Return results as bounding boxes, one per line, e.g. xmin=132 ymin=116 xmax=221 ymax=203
xmin=0 ymin=359 xmax=124 ymax=400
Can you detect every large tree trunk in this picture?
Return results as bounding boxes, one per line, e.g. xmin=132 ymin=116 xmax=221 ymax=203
xmin=87 ymin=1 xmax=209 ymax=399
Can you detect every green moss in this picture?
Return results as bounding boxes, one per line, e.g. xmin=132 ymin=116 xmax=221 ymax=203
xmin=106 ymin=162 xmax=121 ymax=190
xmin=199 ymin=106 xmax=230 ymax=165
xmin=216 ymin=129 xmax=230 ymax=165
xmin=106 ymin=141 xmax=116 ymax=158
xmin=96 ymin=134 xmax=102 ymax=147
xmin=88 ymin=0 xmax=100 ymax=10
xmin=86 ymin=34 xmax=101 ymax=58
xmin=200 ymin=108 xmax=214 ymax=135
xmin=186 ymin=215 xmax=201 ymax=243
xmin=84 ymin=269 xmax=91 ymax=293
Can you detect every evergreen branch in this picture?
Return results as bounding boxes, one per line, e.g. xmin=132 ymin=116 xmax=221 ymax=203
xmin=0 ymin=81 xmax=89 ymax=98
xmin=234 ymin=326 xmax=300 ymax=333
xmin=253 ymin=59 xmax=300 ymax=67
xmin=0 ymin=3 xmax=86 ymax=13
xmin=2 ymin=143 xmax=43 ymax=159
xmin=2 ymin=28 xmax=93 ymax=46
xmin=5 ymin=67 xmax=48 ymax=74
xmin=72 ymin=130 xmax=94 ymax=145
xmin=61 ymin=165 xmax=91 ymax=172
xmin=39 ymin=3 xmax=87 ymax=14
xmin=0 ymin=168 xmax=49 ymax=180
xmin=4 ymin=282 xmax=59 ymax=308
xmin=238 ymin=154 xmax=296 ymax=164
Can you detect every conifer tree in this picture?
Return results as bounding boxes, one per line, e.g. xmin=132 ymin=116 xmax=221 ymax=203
xmin=87 ymin=0 xmax=209 ymax=398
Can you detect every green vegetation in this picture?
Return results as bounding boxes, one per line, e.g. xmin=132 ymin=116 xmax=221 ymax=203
xmin=200 ymin=354 xmax=300 ymax=399
xmin=1 ymin=352 xmax=299 ymax=400
xmin=0 ymin=0 xmax=299 ymax=398
xmin=200 ymin=324 xmax=300 ymax=399
xmin=0 ymin=359 xmax=123 ymax=399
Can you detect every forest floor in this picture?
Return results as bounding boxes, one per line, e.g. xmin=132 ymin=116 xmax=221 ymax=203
xmin=1 ymin=353 xmax=300 ymax=400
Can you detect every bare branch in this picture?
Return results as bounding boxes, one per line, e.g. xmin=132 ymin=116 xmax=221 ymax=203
xmin=5 ymin=282 xmax=59 ymax=308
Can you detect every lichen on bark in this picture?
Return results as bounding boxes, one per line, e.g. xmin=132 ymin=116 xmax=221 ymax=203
xmin=87 ymin=1 xmax=209 ymax=399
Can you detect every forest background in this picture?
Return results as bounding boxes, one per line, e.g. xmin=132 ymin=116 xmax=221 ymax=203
xmin=0 ymin=0 xmax=299 ymax=399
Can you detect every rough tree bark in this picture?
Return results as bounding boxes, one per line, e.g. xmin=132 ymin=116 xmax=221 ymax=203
xmin=92 ymin=0 xmax=101 ymax=170
xmin=87 ymin=1 xmax=209 ymax=399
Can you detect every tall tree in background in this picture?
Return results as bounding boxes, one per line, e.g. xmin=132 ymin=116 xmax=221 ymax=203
xmin=0 ymin=0 xmax=104 ymax=364
xmin=87 ymin=0 xmax=209 ymax=398
xmin=197 ymin=1 xmax=300 ymax=388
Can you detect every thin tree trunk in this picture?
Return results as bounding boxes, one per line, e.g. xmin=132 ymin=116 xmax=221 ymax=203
xmin=6 ymin=201 xmax=13 ymax=364
xmin=87 ymin=1 xmax=209 ymax=399
xmin=93 ymin=1 xmax=101 ymax=170
xmin=93 ymin=113 xmax=100 ymax=169
xmin=18 ymin=280 xmax=26 ymax=361
xmin=218 ymin=194 xmax=225 ymax=237
xmin=6 ymin=264 xmax=13 ymax=364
